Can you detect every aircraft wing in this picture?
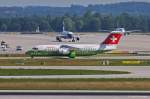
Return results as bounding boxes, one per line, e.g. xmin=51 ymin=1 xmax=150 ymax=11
xmin=126 ymin=30 xmax=141 ymax=33
xmin=60 ymin=45 xmax=80 ymax=50
xmin=99 ymin=30 xmax=111 ymax=32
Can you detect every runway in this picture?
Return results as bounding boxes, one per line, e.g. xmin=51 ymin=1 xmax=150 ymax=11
xmin=80 ymin=55 xmax=150 ymax=59
xmin=1 ymin=95 xmax=149 ymax=99
xmin=0 ymin=66 xmax=150 ymax=78
xmin=0 ymin=90 xmax=150 ymax=99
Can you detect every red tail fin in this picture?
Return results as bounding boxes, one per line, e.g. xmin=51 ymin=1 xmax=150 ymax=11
xmin=102 ymin=33 xmax=123 ymax=45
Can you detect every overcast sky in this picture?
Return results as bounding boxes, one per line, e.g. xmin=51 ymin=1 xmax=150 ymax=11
xmin=0 ymin=0 xmax=149 ymax=7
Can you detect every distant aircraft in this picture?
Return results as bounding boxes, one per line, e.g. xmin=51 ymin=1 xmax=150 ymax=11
xmin=26 ymin=31 xmax=123 ymax=58
xmin=113 ymin=28 xmax=141 ymax=35
xmin=56 ymin=21 xmax=80 ymax=42
xmin=101 ymin=28 xmax=141 ymax=35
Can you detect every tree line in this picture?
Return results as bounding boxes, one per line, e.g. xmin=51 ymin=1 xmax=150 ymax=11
xmin=0 ymin=2 xmax=150 ymax=17
xmin=0 ymin=11 xmax=150 ymax=32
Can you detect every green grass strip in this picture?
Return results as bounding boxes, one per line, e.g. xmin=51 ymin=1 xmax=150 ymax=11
xmin=0 ymin=69 xmax=129 ymax=76
xmin=0 ymin=59 xmax=150 ymax=66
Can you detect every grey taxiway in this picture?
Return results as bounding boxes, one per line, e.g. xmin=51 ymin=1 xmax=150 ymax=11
xmin=0 ymin=90 xmax=150 ymax=99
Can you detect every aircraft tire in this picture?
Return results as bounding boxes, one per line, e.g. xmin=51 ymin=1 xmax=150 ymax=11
xmin=56 ymin=37 xmax=62 ymax=42
xmin=72 ymin=39 xmax=75 ymax=42
xmin=58 ymin=38 xmax=62 ymax=42
xmin=76 ymin=37 xmax=80 ymax=41
xmin=58 ymin=39 xmax=62 ymax=42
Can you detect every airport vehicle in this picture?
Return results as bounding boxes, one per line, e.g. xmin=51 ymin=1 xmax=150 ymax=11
xmin=1 ymin=40 xmax=6 ymax=46
xmin=56 ymin=22 xmax=80 ymax=42
xmin=0 ymin=40 xmax=9 ymax=51
xmin=26 ymin=31 xmax=123 ymax=58
xmin=1 ymin=45 xmax=7 ymax=51
xmin=16 ymin=46 xmax=23 ymax=51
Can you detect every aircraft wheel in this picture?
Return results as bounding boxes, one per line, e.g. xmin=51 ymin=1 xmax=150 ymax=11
xmin=56 ymin=37 xmax=59 ymax=40
xmin=31 ymin=55 xmax=34 ymax=59
xmin=72 ymin=39 xmax=75 ymax=42
xmin=56 ymin=37 xmax=62 ymax=42
xmin=59 ymin=39 xmax=62 ymax=42
xmin=76 ymin=37 xmax=80 ymax=41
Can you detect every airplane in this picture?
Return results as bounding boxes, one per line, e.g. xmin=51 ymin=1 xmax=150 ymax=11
xmin=56 ymin=21 xmax=80 ymax=42
xmin=114 ymin=28 xmax=141 ymax=35
xmin=26 ymin=31 xmax=123 ymax=58
xmin=100 ymin=28 xmax=140 ymax=35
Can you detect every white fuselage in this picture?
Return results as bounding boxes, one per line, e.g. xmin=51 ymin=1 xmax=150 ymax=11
xmin=33 ymin=44 xmax=117 ymax=52
xmin=33 ymin=44 xmax=99 ymax=51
